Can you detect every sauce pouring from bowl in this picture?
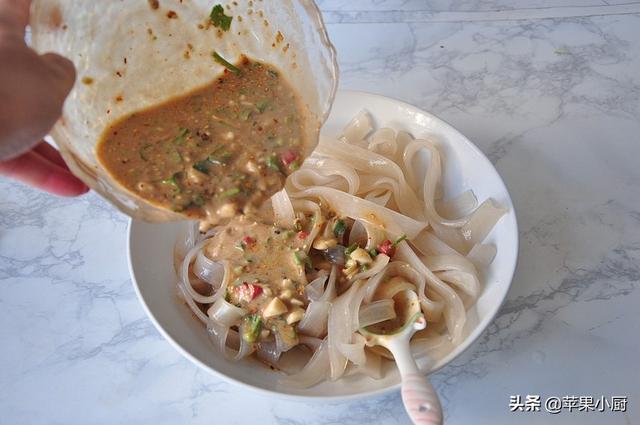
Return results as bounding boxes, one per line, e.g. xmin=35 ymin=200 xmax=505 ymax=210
xmin=97 ymin=55 xmax=309 ymax=226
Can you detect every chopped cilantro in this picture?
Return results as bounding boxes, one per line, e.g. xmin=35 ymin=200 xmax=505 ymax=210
xmin=209 ymin=4 xmax=232 ymax=31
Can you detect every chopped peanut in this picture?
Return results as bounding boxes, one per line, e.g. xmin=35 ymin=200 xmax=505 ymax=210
xmin=350 ymin=248 xmax=373 ymax=265
xmin=290 ymin=298 xmax=305 ymax=307
xmin=217 ymin=203 xmax=237 ymax=218
xmin=263 ymin=297 xmax=288 ymax=318
xmin=286 ymin=308 xmax=305 ymax=324
xmin=312 ymin=237 xmax=338 ymax=250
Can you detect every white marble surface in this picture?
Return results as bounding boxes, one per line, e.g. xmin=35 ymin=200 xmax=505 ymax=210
xmin=1 ymin=1 xmax=639 ymax=424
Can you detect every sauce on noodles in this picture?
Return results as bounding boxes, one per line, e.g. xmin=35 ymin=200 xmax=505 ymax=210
xmin=175 ymin=110 xmax=508 ymax=387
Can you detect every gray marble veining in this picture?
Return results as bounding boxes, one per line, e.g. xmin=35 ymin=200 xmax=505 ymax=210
xmin=1 ymin=2 xmax=639 ymax=424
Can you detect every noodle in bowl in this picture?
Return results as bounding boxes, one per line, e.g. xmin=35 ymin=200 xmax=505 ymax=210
xmin=129 ymin=91 xmax=519 ymax=398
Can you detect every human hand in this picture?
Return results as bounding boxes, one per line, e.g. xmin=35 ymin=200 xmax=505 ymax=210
xmin=0 ymin=0 xmax=88 ymax=196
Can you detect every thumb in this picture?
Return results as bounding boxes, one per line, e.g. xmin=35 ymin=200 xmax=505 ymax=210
xmin=40 ymin=52 xmax=76 ymax=97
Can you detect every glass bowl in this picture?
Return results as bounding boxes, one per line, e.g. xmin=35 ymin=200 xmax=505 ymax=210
xmin=29 ymin=0 xmax=338 ymax=221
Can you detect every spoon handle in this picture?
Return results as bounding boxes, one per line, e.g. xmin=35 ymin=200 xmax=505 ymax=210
xmin=387 ymin=338 xmax=443 ymax=425
xmin=401 ymin=373 xmax=443 ymax=425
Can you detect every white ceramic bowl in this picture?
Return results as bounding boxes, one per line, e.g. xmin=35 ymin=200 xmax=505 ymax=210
xmin=128 ymin=91 xmax=519 ymax=400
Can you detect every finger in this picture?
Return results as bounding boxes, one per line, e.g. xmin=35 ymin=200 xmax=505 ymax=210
xmin=0 ymin=0 xmax=31 ymax=37
xmin=40 ymin=52 xmax=76 ymax=95
xmin=32 ymin=141 xmax=68 ymax=168
xmin=0 ymin=149 xmax=89 ymax=197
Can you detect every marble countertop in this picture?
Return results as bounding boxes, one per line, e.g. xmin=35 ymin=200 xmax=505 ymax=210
xmin=2 ymin=1 xmax=639 ymax=424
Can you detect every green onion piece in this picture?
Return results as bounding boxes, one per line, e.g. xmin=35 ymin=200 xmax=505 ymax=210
xmin=293 ymin=250 xmax=306 ymax=265
xmin=369 ymin=248 xmax=378 ymax=258
xmin=392 ymin=234 xmax=408 ymax=247
xmin=208 ymin=147 xmax=232 ymax=165
xmin=266 ymin=153 xmax=281 ymax=172
xmin=267 ymin=69 xmax=278 ymax=78
xmin=293 ymin=250 xmax=313 ymax=271
xmin=360 ymin=264 xmax=370 ymax=272
xmin=333 ymin=219 xmax=347 ymax=237
xmin=239 ymin=109 xmax=252 ymax=121
xmin=256 ymin=100 xmax=270 ymax=113
xmin=289 ymin=161 xmax=300 ymax=171
xmin=160 ymin=173 xmax=181 ymax=192
xmin=193 ymin=161 xmax=209 ymax=175
xmin=209 ymin=4 xmax=232 ymax=31
xmin=221 ymin=187 xmax=240 ymax=198
xmin=172 ymin=127 xmax=189 ymax=145
xmin=344 ymin=243 xmax=358 ymax=256
xmin=213 ymin=52 xmax=241 ymax=74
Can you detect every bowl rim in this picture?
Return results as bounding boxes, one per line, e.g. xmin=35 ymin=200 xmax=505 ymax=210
xmin=128 ymin=89 xmax=519 ymax=402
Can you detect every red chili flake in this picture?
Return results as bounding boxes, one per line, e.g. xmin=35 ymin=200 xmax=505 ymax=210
xmin=297 ymin=231 xmax=309 ymax=240
xmin=251 ymin=285 xmax=263 ymax=299
xmin=242 ymin=236 xmax=256 ymax=246
xmin=377 ymin=239 xmax=394 ymax=256
xmin=236 ymin=282 xmax=263 ymax=302
xmin=280 ymin=149 xmax=298 ymax=166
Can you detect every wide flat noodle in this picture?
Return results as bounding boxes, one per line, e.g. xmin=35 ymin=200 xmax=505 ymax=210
xmin=172 ymin=110 xmax=508 ymax=389
xmin=271 ymin=189 xmax=296 ymax=228
xmin=289 ymin=186 xmax=426 ymax=239
xmin=436 ymin=190 xmax=478 ymax=220
xmin=342 ymin=110 xmax=373 ymax=144
xmin=315 ymin=139 xmax=425 ymax=220
xmin=461 ymin=199 xmax=508 ymax=248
